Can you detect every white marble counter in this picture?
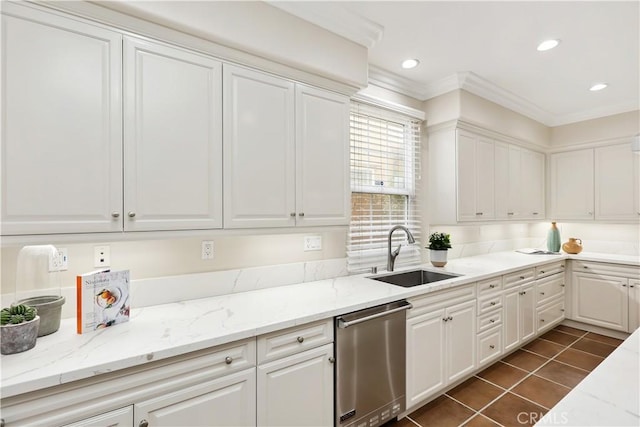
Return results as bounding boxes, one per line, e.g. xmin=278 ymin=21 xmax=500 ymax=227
xmin=536 ymin=328 xmax=640 ymax=426
xmin=1 ymin=251 xmax=638 ymax=399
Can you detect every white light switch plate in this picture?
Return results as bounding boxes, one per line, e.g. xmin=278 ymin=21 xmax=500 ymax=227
xmin=94 ymin=245 xmax=110 ymax=267
xmin=304 ymin=236 xmax=322 ymax=251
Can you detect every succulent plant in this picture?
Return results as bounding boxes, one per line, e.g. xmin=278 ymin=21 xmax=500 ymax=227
xmin=1 ymin=304 xmax=37 ymax=326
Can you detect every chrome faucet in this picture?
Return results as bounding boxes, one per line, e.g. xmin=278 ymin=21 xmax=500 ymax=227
xmin=387 ymin=225 xmax=416 ymax=272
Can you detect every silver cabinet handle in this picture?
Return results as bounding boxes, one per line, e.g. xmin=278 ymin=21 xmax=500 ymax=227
xmin=588 ymin=211 xmax=593 ymax=215
xmin=475 ymin=212 xmax=483 ymax=216
xmin=298 ymin=212 xmax=305 ymax=217
xmin=490 ymin=301 xmax=497 ymax=306
xmin=540 ymin=318 xmax=545 ymax=322
xmin=489 ymin=284 xmax=496 ymax=288
xmin=442 ymin=317 xmax=448 ymax=322
xmin=337 ymin=301 xmax=412 ymax=328
xmin=622 ymin=284 xmax=627 ymax=287
xmin=561 ymin=308 xmax=565 ymax=312
xmin=328 ymin=356 xmax=335 ymax=363
xmin=583 ymin=266 xmax=589 ymax=269
xmin=560 ymin=284 xmax=565 ymax=287
xmin=532 ymin=212 xmax=539 ymax=215
xmin=448 ymin=316 xmax=453 ymax=321
xmin=540 ymin=270 xmax=545 ymax=274
xmin=128 ymin=211 xmax=136 ymax=218
xmin=297 ymin=336 xmax=304 ymax=343
xmin=225 ymin=356 xmax=233 ymax=364
xmin=290 ymin=212 xmax=296 ymax=217
xmin=489 ymin=345 xmax=495 ymax=349
xmin=508 ymin=212 xmax=514 ymax=216
xmin=111 ymin=211 xmax=120 ymax=218
xmin=631 ymin=285 xmax=635 ymax=288
xmin=139 ymin=420 xmax=149 ymax=427
xmin=540 ymin=292 xmax=545 ymax=295
xmin=519 ymin=276 xmax=525 ymax=280
xmin=490 ymin=319 xmax=496 ymax=323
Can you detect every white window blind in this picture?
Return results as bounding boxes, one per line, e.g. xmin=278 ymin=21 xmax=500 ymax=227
xmin=348 ymin=102 xmax=422 ymax=273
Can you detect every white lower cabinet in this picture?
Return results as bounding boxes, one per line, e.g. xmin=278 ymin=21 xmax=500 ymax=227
xmin=477 ymin=327 xmax=502 ymax=367
xmin=503 ymin=282 xmax=536 ymax=353
xmin=134 ymin=368 xmax=256 ymax=427
xmin=62 ymin=406 xmax=133 ymax=427
xmin=570 ymin=261 xmax=640 ymax=333
xmin=406 ymin=286 xmax=476 ymax=410
xmin=257 ymin=344 xmax=334 ymax=427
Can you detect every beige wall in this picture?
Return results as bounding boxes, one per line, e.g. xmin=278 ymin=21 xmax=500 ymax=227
xmin=94 ymin=0 xmax=368 ymax=88
xmin=550 ymin=110 xmax=640 ymax=147
xmin=422 ymin=90 xmax=461 ymax=127
xmin=0 ymin=231 xmax=347 ymax=294
xmin=459 ymin=91 xmax=550 ymax=147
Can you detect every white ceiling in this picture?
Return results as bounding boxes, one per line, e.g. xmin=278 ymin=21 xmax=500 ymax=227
xmin=270 ymin=1 xmax=639 ymax=126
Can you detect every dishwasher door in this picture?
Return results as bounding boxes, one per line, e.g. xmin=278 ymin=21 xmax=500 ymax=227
xmin=335 ymin=300 xmax=411 ymax=427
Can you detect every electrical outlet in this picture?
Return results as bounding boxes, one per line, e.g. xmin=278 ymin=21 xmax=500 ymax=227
xmin=304 ymin=236 xmax=322 ymax=251
xmin=48 ymin=248 xmax=68 ymax=271
xmin=202 ymin=241 xmax=214 ymax=260
xmin=94 ymin=245 xmax=111 ymax=267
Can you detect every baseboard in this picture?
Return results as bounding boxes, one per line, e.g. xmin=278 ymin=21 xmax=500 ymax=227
xmin=560 ymin=319 xmax=631 ymax=340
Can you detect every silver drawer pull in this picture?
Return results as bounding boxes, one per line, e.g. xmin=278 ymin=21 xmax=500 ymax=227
xmin=519 ymin=276 xmax=525 ymax=280
xmin=139 ymin=420 xmax=149 ymax=427
xmin=128 ymin=211 xmax=136 ymax=218
xmin=328 ymin=356 xmax=335 ymax=363
xmin=540 ymin=292 xmax=545 ymax=295
xmin=475 ymin=212 xmax=483 ymax=216
xmin=290 ymin=212 xmax=296 ymax=217
xmin=111 ymin=211 xmax=120 ymax=218
xmin=583 ymin=266 xmax=589 ymax=269
xmin=540 ymin=270 xmax=545 ymax=274
xmin=490 ymin=301 xmax=497 ymax=306
xmin=297 ymin=336 xmax=304 ymax=343
xmin=560 ymin=284 xmax=565 ymax=287
xmin=298 ymin=212 xmax=305 ymax=217
xmin=540 ymin=319 xmax=545 ymax=322
xmin=490 ymin=319 xmax=496 ymax=323
xmin=489 ymin=284 xmax=496 ymax=288
xmin=489 ymin=345 xmax=495 ymax=349
xmin=225 ymin=356 xmax=233 ymax=364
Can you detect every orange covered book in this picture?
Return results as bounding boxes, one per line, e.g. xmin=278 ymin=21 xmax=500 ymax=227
xmin=76 ymin=269 xmax=130 ymax=334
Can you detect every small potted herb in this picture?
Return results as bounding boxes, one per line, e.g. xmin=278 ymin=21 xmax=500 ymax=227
xmin=1 ymin=304 xmax=40 ymax=355
xmin=428 ymin=232 xmax=452 ymax=267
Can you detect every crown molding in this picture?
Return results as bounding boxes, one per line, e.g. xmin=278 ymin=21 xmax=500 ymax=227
xmin=367 ymin=65 xmax=431 ymax=100
xmin=352 ymin=93 xmax=425 ymax=120
xmin=266 ymin=1 xmax=384 ymax=49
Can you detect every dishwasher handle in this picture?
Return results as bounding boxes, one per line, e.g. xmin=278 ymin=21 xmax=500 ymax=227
xmin=337 ymin=300 xmax=412 ymax=328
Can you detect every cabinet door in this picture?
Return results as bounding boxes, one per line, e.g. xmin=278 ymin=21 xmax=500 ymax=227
xmin=62 ymin=406 xmax=133 ymax=427
xmin=519 ymin=284 xmax=536 ymax=343
xmin=445 ymin=300 xmax=476 ymax=384
xmin=1 ymin=8 xmax=122 ymax=235
xmin=124 ymin=37 xmax=223 ymax=231
xmin=223 ymin=65 xmax=295 ymax=228
xmin=295 ymin=85 xmax=350 ymax=226
xmin=257 ymin=344 xmax=333 ymax=427
xmin=406 ymin=309 xmax=446 ymax=409
xmin=630 ymin=279 xmax=640 ymax=332
xmin=503 ymin=288 xmax=520 ymax=353
xmin=134 ymin=368 xmax=256 ymax=427
xmin=494 ymin=142 xmax=511 ymax=220
xmin=537 ymin=299 xmax=565 ymax=334
xmin=457 ymin=132 xmax=494 ymax=221
xmin=550 ymin=150 xmax=594 ymax=220
xmin=520 ymin=148 xmax=545 ymax=219
xmin=572 ymin=273 xmax=629 ymax=332
xmin=595 ymin=144 xmax=637 ymax=220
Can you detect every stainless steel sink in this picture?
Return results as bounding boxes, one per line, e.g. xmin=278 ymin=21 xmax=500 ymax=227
xmin=370 ymin=269 xmax=460 ymax=287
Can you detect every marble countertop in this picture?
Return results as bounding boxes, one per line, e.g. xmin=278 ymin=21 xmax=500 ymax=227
xmin=1 ymin=251 xmax=638 ymax=399
xmin=536 ymin=328 xmax=640 ymax=426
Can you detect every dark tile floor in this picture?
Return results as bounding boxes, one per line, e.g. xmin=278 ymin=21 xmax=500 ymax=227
xmin=388 ymin=325 xmax=624 ymax=427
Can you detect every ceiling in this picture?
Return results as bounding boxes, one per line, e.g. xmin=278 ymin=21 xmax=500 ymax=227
xmin=270 ymin=1 xmax=639 ymax=127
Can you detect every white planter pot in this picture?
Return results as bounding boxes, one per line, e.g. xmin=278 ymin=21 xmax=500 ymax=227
xmin=430 ymin=249 xmax=448 ymax=267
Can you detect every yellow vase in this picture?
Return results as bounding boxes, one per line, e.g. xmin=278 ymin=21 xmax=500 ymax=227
xmin=562 ymin=238 xmax=583 ymax=254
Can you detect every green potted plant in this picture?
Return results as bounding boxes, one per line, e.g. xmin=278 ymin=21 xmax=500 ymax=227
xmin=1 ymin=304 xmax=40 ymax=355
xmin=428 ymin=232 xmax=452 ymax=267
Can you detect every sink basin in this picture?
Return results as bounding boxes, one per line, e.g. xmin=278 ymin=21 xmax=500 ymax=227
xmin=370 ymin=269 xmax=460 ymax=287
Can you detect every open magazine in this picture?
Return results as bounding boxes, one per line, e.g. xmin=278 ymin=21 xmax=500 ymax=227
xmin=515 ymin=248 xmax=561 ymax=255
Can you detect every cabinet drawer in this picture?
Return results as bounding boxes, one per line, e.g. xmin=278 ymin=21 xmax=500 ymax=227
xmin=257 ymin=319 xmax=333 ymax=364
xmin=536 ymin=261 xmax=565 ymax=279
xmin=477 ymin=294 xmax=503 ymax=315
xmin=572 ymin=261 xmax=640 ymax=279
xmin=537 ymin=275 xmax=565 ymax=307
xmin=504 ymin=268 xmax=535 ymax=289
xmin=477 ymin=310 xmax=502 ymax=333
xmin=477 ymin=327 xmax=502 ymax=367
xmin=408 ymin=284 xmax=476 ymax=318
xmin=477 ymin=276 xmax=503 ymax=296
xmin=537 ymin=298 xmax=565 ymax=334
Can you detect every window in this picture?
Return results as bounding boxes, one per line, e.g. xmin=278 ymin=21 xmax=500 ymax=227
xmin=347 ymin=102 xmax=422 ymax=272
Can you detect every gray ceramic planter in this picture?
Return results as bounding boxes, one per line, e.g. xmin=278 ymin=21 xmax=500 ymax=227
xmin=1 ymin=316 xmax=40 ymax=355
xmin=17 ymin=295 xmax=65 ymax=336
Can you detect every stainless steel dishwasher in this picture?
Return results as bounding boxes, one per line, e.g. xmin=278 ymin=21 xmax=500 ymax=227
xmin=335 ymin=300 xmax=412 ymax=427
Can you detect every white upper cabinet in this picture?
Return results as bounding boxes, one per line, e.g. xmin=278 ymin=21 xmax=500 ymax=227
xmin=549 ymin=149 xmax=594 ymax=220
xmin=550 ymin=143 xmax=638 ymax=221
xmin=223 ymin=65 xmax=349 ymax=228
xmin=457 ymin=130 xmax=495 ymax=221
xmin=1 ymin=7 xmax=123 ymax=235
xmin=594 ymin=143 xmax=639 ymax=221
xmin=223 ymin=64 xmax=296 ymax=228
xmin=429 ymin=127 xmax=544 ymax=224
xmin=295 ymin=85 xmax=350 ymax=226
xmin=123 ymin=37 xmax=223 ymax=231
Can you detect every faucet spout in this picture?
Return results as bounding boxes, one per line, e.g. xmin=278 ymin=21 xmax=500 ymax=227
xmin=387 ymin=225 xmax=416 ymax=272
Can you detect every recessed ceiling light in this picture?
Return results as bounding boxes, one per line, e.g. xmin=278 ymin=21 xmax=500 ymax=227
xmin=537 ymin=39 xmax=560 ymax=51
xmin=589 ymin=83 xmax=608 ymax=91
xmin=401 ymin=59 xmax=420 ymax=69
